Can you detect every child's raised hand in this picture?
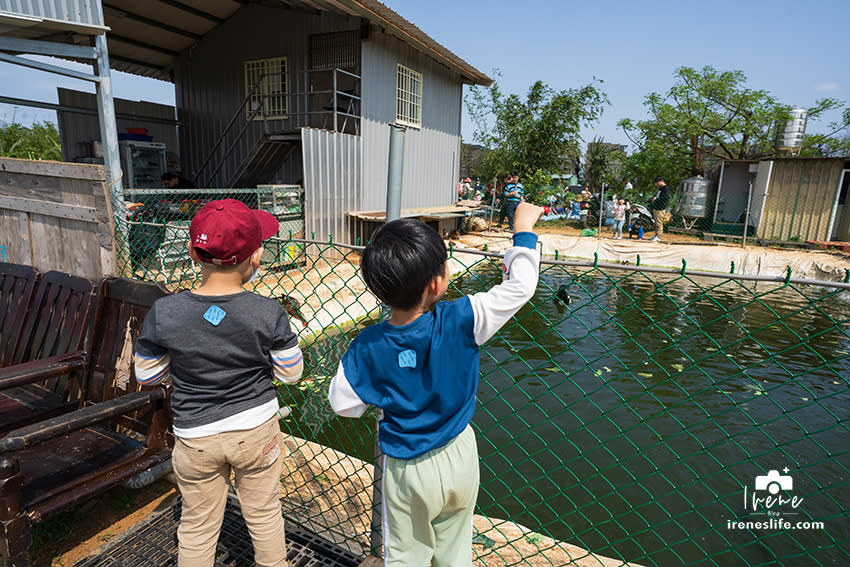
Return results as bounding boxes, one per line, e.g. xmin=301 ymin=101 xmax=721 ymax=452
xmin=513 ymin=203 xmax=544 ymax=233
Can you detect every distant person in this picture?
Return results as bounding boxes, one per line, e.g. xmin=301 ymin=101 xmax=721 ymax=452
xmin=649 ymin=175 xmax=671 ymax=241
xmin=328 ymin=203 xmax=544 ymax=566
xmin=624 ymin=179 xmax=633 ymax=192
xmin=579 ymin=188 xmax=592 ymax=227
xmin=505 ymin=172 xmax=524 ymax=230
xmin=612 ymin=198 xmax=627 ymax=239
xmin=497 ymin=174 xmax=512 ymax=226
xmin=162 ymin=172 xmax=196 ymax=189
xmin=135 ymin=199 xmax=303 ymax=566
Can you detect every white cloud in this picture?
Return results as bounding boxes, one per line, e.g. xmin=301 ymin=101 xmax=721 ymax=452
xmin=815 ymin=82 xmax=841 ymax=92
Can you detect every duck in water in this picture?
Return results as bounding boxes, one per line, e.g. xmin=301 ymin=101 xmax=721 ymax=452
xmin=554 ymin=284 xmax=574 ymax=306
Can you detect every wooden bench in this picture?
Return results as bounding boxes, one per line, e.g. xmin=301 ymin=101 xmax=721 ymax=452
xmin=0 ymin=266 xmax=97 ymax=435
xmin=0 ymin=277 xmax=172 ymax=566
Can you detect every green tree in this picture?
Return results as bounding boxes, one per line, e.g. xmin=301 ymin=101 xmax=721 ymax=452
xmin=466 ymin=74 xmax=608 ymax=186
xmin=585 ymin=137 xmax=627 ymax=192
xmin=618 ymin=65 xmax=849 ymax=191
xmin=799 ymin=107 xmax=850 ymax=157
xmin=0 ymin=121 xmax=62 ymax=161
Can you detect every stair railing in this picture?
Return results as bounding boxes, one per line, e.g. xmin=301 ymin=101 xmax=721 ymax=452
xmin=192 ymin=73 xmax=271 ymax=188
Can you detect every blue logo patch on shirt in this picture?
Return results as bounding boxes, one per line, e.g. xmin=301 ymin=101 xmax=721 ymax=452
xmin=398 ymin=349 xmax=417 ymax=368
xmin=203 ymin=305 xmax=227 ymax=326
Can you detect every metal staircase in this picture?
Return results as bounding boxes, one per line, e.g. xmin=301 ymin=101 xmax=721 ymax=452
xmin=227 ymin=132 xmax=300 ymax=188
xmin=192 ymin=69 xmax=360 ymax=188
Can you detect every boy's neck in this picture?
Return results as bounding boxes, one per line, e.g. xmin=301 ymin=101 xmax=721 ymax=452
xmin=194 ymin=270 xmax=246 ymax=296
xmin=388 ymin=306 xmax=427 ymax=326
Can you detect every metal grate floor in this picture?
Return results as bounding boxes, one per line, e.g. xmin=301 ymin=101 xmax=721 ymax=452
xmin=75 ymin=494 xmax=362 ymax=567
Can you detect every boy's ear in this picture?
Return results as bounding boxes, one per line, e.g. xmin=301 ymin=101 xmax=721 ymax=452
xmin=251 ymin=247 xmax=263 ymax=266
xmin=187 ymin=242 xmax=200 ymax=262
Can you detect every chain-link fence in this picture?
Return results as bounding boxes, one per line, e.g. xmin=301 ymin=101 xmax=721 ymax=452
xmin=114 ymin=201 xmax=849 ymax=566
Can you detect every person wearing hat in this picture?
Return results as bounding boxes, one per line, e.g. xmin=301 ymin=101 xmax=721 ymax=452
xmin=649 ymin=176 xmax=671 ymax=241
xmin=134 ymin=199 xmax=303 ymax=567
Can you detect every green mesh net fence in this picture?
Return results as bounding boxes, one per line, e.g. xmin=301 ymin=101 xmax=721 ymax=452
xmin=113 ymin=196 xmax=849 ymax=566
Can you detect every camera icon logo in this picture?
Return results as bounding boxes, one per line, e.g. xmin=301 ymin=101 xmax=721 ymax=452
xmin=755 ymin=470 xmax=793 ymax=495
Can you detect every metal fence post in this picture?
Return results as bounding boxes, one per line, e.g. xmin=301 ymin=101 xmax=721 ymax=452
xmin=743 ymin=180 xmax=753 ymax=248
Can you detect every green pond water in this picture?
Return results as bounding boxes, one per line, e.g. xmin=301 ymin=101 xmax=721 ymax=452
xmin=280 ymin=263 xmax=850 ymax=566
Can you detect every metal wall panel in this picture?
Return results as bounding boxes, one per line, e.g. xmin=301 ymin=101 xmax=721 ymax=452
xmin=56 ymin=87 xmax=178 ymax=166
xmin=0 ymin=0 xmax=103 ymax=27
xmin=301 ymin=127 xmax=361 ymax=245
xmin=758 ymin=158 xmax=843 ymax=242
xmin=360 ymin=29 xmax=462 ymax=211
xmin=173 ymin=3 xmax=360 ymax=187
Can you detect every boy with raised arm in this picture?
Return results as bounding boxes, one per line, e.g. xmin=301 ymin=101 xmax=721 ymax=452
xmin=328 ymin=202 xmax=543 ymax=566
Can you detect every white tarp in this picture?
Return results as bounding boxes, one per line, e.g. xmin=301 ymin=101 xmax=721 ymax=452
xmin=457 ymin=233 xmax=850 ymax=284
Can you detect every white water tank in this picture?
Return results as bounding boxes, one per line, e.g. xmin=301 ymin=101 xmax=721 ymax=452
xmin=776 ymin=107 xmax=808 ymax=151
xmin=674 ymin=176 xmax=715 ymax=218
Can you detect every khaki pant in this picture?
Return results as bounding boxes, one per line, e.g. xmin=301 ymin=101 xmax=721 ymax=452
xmin=382 ymin=424 xmax=479 ymax=567
xmin=172 ymin=417 xmax=287 ymax=567
xmin=652 ymin=209 xmax=667 ymax=236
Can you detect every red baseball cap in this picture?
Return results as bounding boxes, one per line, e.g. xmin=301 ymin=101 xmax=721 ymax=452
xmin=189 ymin=199 xmax=279 ymax=265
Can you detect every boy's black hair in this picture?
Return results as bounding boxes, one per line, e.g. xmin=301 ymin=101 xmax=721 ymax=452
xmin=161 ymin=172 xmax=178 ymax=181
xmin=361 ymin=218 xmax=448 ymax=310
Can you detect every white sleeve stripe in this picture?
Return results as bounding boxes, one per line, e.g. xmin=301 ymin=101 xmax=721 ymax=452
xmin=327 ymin=362 xmax=368 ymax=418
xmin=136 ymin=365 xmax=169 ymax=385
xmin=134 ymin=352 xmax=165 ymax=360
xmin=272 ymin=352 xmax=303 ymax=364
xmin=271 ymin=345 xmax=301 ymax=358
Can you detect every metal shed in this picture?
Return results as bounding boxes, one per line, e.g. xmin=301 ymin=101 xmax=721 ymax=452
xmin=716 ymin=157 xmax=850 ymax=243
xmin=1 ymin=0 xmax=492 ymax=245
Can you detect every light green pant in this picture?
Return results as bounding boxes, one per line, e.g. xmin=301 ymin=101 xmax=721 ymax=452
xmin=382 ymin=424 xmax=479 ymax=567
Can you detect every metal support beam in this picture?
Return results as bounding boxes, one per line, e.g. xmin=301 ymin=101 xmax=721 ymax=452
xmin=0 ymin=95 xmax=179 ymax=125
xmin=157 ymin=0 xmax=225 ymax=23
xmin=108 ymin=33 xmax=179 ymax=56
xmin=0 ymin=52 xmax=98 ymax=82
xmin=93 ymin=33 xmax=125 ymax=223
xmin=0 ymin=36 xmax=96 ymax=59
xmin=102 ymin=4 xmax=202 ymax=40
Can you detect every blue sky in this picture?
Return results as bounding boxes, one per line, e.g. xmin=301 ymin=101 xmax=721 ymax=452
xmin=1 ymin=0 xmax=847 ymax=150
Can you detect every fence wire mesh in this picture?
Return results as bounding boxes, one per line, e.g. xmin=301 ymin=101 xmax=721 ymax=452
xmin=114 ymin=200 xmax=849 ymax=566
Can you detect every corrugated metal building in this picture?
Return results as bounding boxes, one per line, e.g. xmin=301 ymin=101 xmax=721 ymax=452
xmin=716 ymin=157 xmax=850 ymax=242
xmin=1 ymin=0 xmax=491 ymax=244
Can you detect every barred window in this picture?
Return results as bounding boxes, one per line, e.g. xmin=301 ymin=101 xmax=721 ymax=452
xmin=244 ymin=57 xmax=288 ymax=120
xmin=395 ymin=64 xmax=422 ymax=128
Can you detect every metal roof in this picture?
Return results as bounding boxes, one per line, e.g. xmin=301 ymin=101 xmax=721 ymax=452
xmin=1 ymin=0 xmax=492 ymax=86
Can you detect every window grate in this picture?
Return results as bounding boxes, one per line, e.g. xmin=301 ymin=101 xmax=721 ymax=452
xmin=395 ymin=64 xmax=422 ymax=129
xmin=309 ymin=31 xmax=358 ymax=71
xmin=244 ymin=57 xmax=288 ymax=120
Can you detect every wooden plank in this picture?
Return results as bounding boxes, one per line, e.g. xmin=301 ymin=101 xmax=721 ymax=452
xmin=0 ymin=158 xmax=105 ymax=181
xmin=0 ymin=171 xmax=63 ymax=202
xmin=0 ymin=211 xmax=28 ymax=266
xmin=0 ymin=195 xmax=98 ymax=223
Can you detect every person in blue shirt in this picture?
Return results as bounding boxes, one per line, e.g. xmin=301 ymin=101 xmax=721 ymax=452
xmin=328 ymin=203 xmax=544 ymax=566
xmin=504 ymin=171 xmax=524 ymax=230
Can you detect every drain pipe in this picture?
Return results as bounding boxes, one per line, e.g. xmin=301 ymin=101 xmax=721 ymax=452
xmin=368 ymin=124 xmax=406 ymax=558
xmin=122 ymin=459 xmax=173 ymax=489
xmin=386 ymin=124 xmax=406 ymax=223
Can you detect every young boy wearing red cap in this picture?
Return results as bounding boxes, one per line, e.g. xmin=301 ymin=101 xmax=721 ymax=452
xmin=134 ymin=199 xmax=303 ymax=567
